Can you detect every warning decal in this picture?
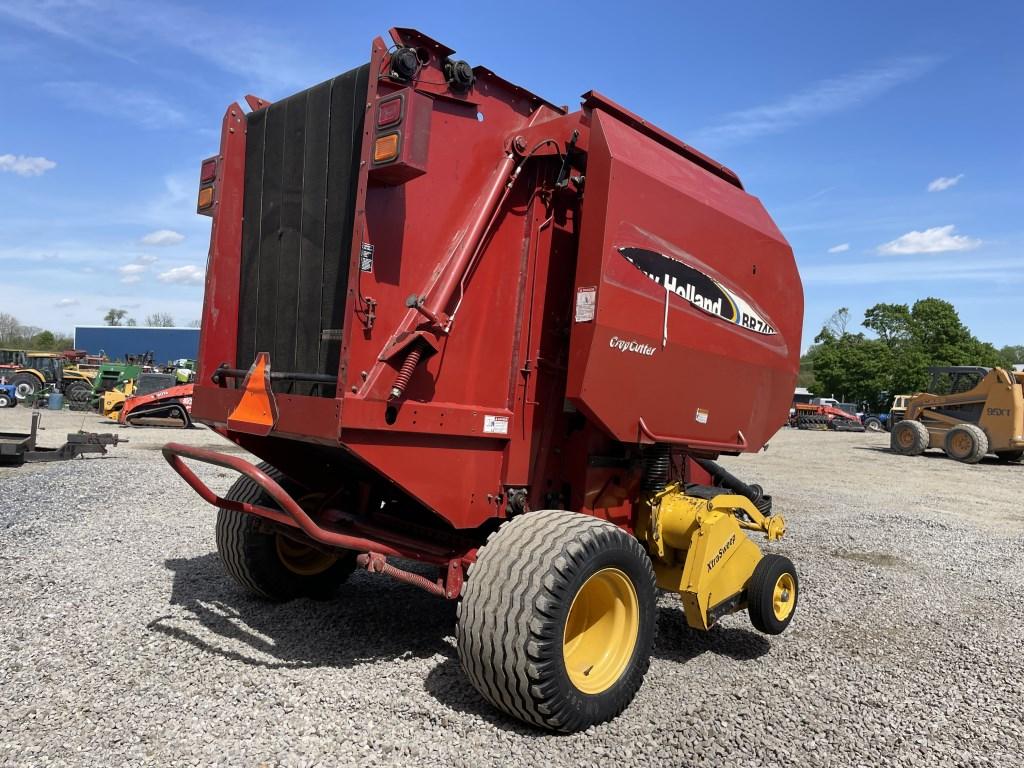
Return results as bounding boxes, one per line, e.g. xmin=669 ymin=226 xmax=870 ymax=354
xmin=483 ymin=415 xmax=509 ymax=434
xmin=574 ymin=286 xmax=597 ymax=322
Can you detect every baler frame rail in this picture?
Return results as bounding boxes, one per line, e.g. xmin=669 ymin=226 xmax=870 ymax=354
xmin=162 ymin=443 xmax=469 ymax=595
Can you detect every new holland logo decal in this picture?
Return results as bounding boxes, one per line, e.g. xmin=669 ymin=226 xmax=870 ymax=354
xmin=618 ymin=246 xmax=777 ymax=336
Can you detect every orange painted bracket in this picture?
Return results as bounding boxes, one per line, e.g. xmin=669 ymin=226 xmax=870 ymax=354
xmin=227 ymin=352 xmax=278 ymax=436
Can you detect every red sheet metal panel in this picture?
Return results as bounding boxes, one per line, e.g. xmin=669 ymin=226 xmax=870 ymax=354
xmin=195 ymin=103 xmax=246 ymax=385
xmin=567 ymin=109 xmax=803 ymax=451
xmin=339 ymin=430 xmax=506 ymax=529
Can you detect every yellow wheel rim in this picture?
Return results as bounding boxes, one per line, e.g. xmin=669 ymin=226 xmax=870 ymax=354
xmin=897 ymin=428 xmax=914 ymax=448
xmin=562 ymin=568 xmax=639 ymax=695
xmin=275 ymin=535 xmax=338 ymax=576
xmin=772 ymin=573 xmax=796 ymax=621
xmin=950 ymin=433 xmax=971 ymax=456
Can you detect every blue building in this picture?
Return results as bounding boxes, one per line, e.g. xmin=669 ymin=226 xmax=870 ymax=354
xmin=74 ymin=326 xmax=200 ymax=364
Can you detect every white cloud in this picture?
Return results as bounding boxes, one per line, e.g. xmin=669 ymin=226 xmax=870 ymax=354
xmin=135 ymin=254 xmax=158 ymax=264
xmin=54 ymin=298 xmax=79 ymax=307
xmin=119 ymin=263 xmax=147 ymax=284
xmin=45 ymin=81 xmax=185 ymax=130
xmin=0 ymin=153 xmax=57 ymax=177
xmin=927 ymin=174 xmax=964 ymax=192
xmin=691 ymin=56 xmax=938 ymax=147
xmin=140 ymin=229 xmax=185 ymax=246
xmin=877 ymin=225 xmax=981 ymax=255
xmin=157 ymin=264 xmax=204 ymax=285
xmin=827 ymin=243 xmax=850 ymax=254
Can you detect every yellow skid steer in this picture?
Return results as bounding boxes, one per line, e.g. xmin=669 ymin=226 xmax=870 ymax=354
xmin=890 ymin=366 xmax=1024 ymax=464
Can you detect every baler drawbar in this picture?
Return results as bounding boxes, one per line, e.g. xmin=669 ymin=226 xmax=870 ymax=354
xmin=165 ymin=26 xmax=804 ymax=732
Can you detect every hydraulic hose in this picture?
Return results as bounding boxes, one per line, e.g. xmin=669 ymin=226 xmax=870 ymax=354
xmin=693 ymin=457 xmax=772 ymax=515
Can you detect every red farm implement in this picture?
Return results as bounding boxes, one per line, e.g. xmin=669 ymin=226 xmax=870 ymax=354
xmin=164 ymin=27 xmax=804 ymax=731
xmin=792 ymin=403 xmax=866 ymax=432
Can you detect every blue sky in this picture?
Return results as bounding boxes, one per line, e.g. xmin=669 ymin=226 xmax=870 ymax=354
xmin=1 ymin=1 xmax=1021 ymax=350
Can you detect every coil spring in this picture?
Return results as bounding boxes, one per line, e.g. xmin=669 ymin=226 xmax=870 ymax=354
xmin=389 ymin=343 xmax=424 ymax=400
xmin=641 ymin=447 xmax=671 ymax=491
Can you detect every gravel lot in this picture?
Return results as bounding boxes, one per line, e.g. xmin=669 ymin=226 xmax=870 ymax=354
xmin=1 ymin=406 xmax=1022 ymax=767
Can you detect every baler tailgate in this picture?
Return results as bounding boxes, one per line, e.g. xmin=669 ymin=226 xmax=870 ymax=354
xmin=237 ymin=65 xmax=369 ymax=394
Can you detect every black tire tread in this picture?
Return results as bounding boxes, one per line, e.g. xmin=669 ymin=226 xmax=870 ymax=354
xmin=215 ymin=465 xmax=273 ymax=597
xmin=945 ymin=423 xmax=988 ymax=464
xmin=891 ymin=420 xmax=929 ymax=455
xmin=10 ymin=373 xmax=39 ymax=399
xmin=63 ymin=380 xmax=92 ymax=402
xmin=748 ymin=554 xmax=798 ymax=635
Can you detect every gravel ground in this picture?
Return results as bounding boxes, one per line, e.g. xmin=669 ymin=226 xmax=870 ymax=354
xmin=1 ymin=406 xmax=1022 ymax=767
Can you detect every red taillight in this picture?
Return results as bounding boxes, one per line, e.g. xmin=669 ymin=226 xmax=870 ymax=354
xmin=198 ymin=156 xmax=218 ymax=216
xmin=377 ymin=96 xmax=403 ymax=127
xmin=200 ymin=157 xmax=217 ymax=183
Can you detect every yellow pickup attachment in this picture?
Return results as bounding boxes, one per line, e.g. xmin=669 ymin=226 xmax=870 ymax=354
xmin=637 ymin=485 xmax=790 ymax=632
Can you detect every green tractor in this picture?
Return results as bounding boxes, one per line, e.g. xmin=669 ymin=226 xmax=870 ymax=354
xmin=87 ymin=362 xmax=143 ymax=410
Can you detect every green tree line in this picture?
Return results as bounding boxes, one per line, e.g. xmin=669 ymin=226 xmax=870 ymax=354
xmin=802 ymin=298 xmax=1022 ymax=410
xmin=103 ymin=308 xmax=198 ymax=327
xmin=0 ymin=312 xmax=73 ymax=351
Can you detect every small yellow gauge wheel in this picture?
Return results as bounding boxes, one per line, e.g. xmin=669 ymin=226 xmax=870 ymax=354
xmin=748 ymin=554 xmax=799 ymax=635
xmin=771 ymin=572 xmax=797 ymax=622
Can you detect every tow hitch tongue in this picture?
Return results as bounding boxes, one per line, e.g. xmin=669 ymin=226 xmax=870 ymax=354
xmin=0 ymin=412 xmax=126 ymax=466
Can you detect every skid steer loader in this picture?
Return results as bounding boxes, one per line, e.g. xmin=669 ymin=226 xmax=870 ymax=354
xmin=890 ymin=366 xmax=1024 ymax=463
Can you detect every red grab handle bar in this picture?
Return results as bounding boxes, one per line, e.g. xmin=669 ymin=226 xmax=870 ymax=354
xmin=638 ymin=418 xmax=748 ymax=452
xmin=161 ymin=442 xmax=404 ymax=557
